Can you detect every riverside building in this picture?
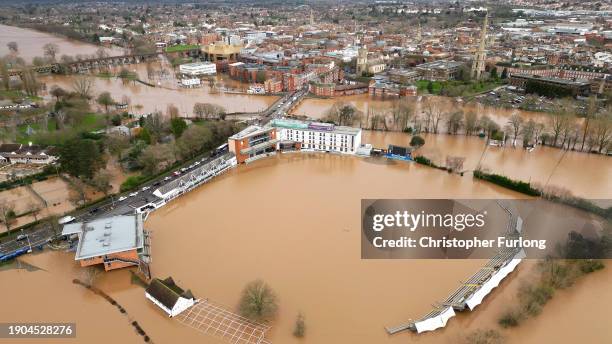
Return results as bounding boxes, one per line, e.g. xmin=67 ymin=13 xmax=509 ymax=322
xmin=228 ymin=125 xmax=278 ymax=164
xmin=272 ymin=118 xmax=362 ymax=154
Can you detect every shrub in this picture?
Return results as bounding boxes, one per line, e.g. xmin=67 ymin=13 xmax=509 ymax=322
xmin=498 ymin=310 xmax=521 ymax=328
xmin=473 ymin=171 xmax=540 ymax=196
xmin=293 ymin=312 xmax=305 ymax=338
xmin=410 ymin=135 xmax=425 ymax=147
xmin=120 ymin=175 xmax=147 ymax=192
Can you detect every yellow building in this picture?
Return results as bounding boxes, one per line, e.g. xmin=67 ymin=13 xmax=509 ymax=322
xmin=202 ymin=42 xmax=243 ymax=62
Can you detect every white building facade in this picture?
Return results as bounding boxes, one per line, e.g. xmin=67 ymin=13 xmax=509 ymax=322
xmin=272 ymin=119 xmax=362 ymax=154
xmin=179 ymin=62 xmax=217 ymax=76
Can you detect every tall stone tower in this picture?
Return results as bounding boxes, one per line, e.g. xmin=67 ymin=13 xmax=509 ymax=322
xmin=356 ymin=47 xmax=368 ymax=76
xmin=471 ymin=12 xmax=489 ymax=80
xmin=310 ymin=9 xmax=314 ymax=26
xmin=416 ymin=20 xmax=422 ymax=43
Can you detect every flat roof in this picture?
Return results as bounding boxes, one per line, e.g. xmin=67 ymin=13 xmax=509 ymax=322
xmin=229 ymin=125 xmax=274 ymax=140
xmin=271 ymin=118 xmax=361 ymax=136
xmin=74 ymin=215 xmax=144 ymax=260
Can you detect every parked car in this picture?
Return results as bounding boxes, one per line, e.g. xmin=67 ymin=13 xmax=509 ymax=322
xmin=118 ymin=196 xmax=128 ymax=202
xmin=142 ymin=186 xmax=150 ymax=191
xmin=129 ymin=192 xmax=139 ymax=197
xmin=173 ymin=171 xmax=181 ymax=176
xmin=164 ymin=176 xmax=172 ymax=181
xmin=16 ymin=234 xmax=28 ymax=241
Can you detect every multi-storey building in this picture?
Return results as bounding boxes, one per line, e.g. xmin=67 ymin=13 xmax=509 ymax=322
xmin=272 ymin=119 xmax=362 ymax=154
xmin=179 ymin=62 xmax=217 ymax=76
xmin=228 ymin=125 xmax=278 ymax=164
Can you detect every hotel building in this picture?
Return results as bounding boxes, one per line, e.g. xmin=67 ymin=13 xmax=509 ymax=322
xmin=228 ymin=125 xmax=278 ymax=164
xmin=272 ymin=119 xmax=362 ymax=154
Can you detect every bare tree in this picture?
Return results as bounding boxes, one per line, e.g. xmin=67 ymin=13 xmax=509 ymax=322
xmin=167 ymin=103 xmax=179 ymax=118
xmin=590 ymin=107 xmax=612 ymax=153
xmin=391 ymin=99 xmax=414 ymax=131
xmin=95 ymin=47 xmax=109 ymax=59
xmin=447 ymin=111 xmax=464 ymax=135
xmin=507 ymin=113 xmax=523 ymax=146
xmin=27 ymin=201 xmax=43 ymax=222
xmin=72 ymin=76 xmax=94 ymax=98
xmin=7 ymin=41 xmax=18 ymax=54
xmin=0 ymin=59 xmax=9 ymax=90
xmin=0 ymin=201 xmax=16 ymax=231
xmin=580 ymin=95 xmax=597 ymax=151
xmin=43 ymin=43 xmax=59 ymax=61
xmin=464 ymin=111 xmax=478 ymax=136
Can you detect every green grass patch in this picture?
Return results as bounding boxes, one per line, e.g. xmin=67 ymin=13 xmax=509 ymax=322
xmin=164 ymin=44 xmax=200 ymax=53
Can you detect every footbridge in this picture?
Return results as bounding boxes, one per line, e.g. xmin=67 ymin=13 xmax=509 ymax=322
xmin=7 ymin=53 xmax=160 ymax=77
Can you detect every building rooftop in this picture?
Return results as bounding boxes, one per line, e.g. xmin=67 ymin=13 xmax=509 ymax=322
xmin=145 ymin=277 xmax=195 ymax=310
xmin=72 ymin=215 xmax=144 ymax=260
xmin=271 ymin=118 xmax=361 ymax=135
xmin=229 ymin=125 xmax=274 ymax=140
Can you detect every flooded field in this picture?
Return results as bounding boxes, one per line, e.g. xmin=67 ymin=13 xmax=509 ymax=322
xmin=0 ymin=177 xmax=73 ymax=231
xmin=292 ymin=94 xmax=550 ymax=128
xmin=0 ymin=24 xmax=124 ymax=63
xmin=363 ymin=131 xmax=612 ymax=199
xmin=0 ymin=154 xmax=610 ymax=344
xmin=39 ymin=71 xmax=278 ymax=116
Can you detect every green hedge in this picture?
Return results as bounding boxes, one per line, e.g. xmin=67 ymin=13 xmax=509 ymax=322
xmin=473 ymin=170 xmax=541 ymax=196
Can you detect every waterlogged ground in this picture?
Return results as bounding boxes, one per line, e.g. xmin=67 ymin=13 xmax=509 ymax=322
xmin=0 ymin=154 xmax=610 ymax=344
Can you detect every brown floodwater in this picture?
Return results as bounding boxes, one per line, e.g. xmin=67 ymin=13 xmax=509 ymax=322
xmin=363 ymin=131 xmax=612 ymax=199
xmin=39 ymin=71 xmax=278 ymax=116
xmin=292 ymin=94 xmax=551 ymax=128
xmin=0 ymin=24 xmax=124 ymax=63
xmin=0 ymin=153 xmax=610 ymax=344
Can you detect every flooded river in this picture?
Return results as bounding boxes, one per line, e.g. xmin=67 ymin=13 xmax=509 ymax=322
xmin=363 ymin=131 xmax=611 ymax=199
xmin=0 ymin=154 xmax=610 ymax=344
xmin=0 ymin=24 xmax=124 ymax=63
xmin=293 ymin=94 xmax=550 ymax=128
xmin=0 ymin=23 xmax=611 ymax=344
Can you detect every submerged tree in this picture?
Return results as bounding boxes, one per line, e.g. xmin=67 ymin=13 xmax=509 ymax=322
xmin=238 ymin=279 xmax=278 ymax=323
xmin=293 ymin=312 xmax=305 ymax=338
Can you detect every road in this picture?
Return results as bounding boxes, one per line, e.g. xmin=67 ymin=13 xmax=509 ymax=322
xmin=0 ymin=87 xmax=310 ymax=259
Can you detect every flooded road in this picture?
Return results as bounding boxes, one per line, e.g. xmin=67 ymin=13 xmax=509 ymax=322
xmin=0 ymin=154 xmax=610 ymax=344
xmin=0 ymin=24 xmax=124 ymax=63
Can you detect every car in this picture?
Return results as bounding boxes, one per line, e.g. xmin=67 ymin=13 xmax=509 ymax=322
xmin=164 ymin=176 xmax=172 ymax=181
xmin=153 ymin=182 xmax=161 ymax=187
xmin=16 ymin=234 xmax=28 ymax=241
xmin=142 ymin=186 xmax=150 ymax=191
xmin=180 ymin=168 xmax=187 ymax=172
xmin=129 ymin=192 xmax=139 ymax=197
xmin=194 ymin=161 xmax=200 ymax=166
xmin=173 ymin=171 xmax=181 ymax=176
xmin=118 ymin=196 xmax=128 ymax=202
